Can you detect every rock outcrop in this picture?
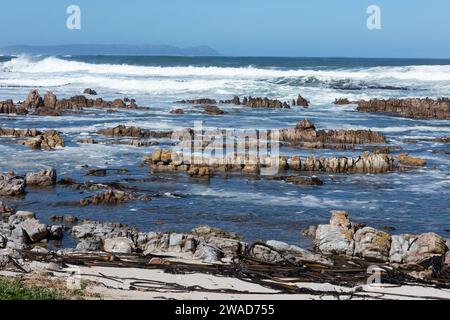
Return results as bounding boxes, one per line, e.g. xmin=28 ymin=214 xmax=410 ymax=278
xmin=0 ymin=99 xmax=28 ymax=115
xmin=97 ymin=125 xmax=173 ymax=139
xmin=147 ymin=148 xmax=395 ymax=175
xmin=356 ymin=98 xmax=450 ymax=119
xmin=279 ymin=119 xmax=386 ymax=146
xmin=25 ymin=169 xmax=57 ymax=187
xmin=0 ymin=174 xmax=26 ymax=197
xmin=20 ymin=130 xmax=65 ymax=150
xmin=313 ymin=211 xmax=449 ymax=273
xmin=292 ymin=95 xmax=309 ymax=107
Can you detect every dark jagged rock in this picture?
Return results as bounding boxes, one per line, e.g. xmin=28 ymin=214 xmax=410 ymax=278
xmin=280 ymin=118 xmax=386 ymax=146
xmin=0 ymin=99 xmax=28 ymax=115
xmin=333 ymin=98 xmax=352 ymax=105
xmin=0 ymin=174 xmax=26 ymax=197
xmin=356 ymin=98 xmax=450 ymax=119
xmin=241 ymin=96 xmax=290 ymax=109
xmin=148 ymin=148 xmax=395 ymax=175
xmin=176 ymin=98 xmax=217 ymax=104
xmin=284 ymin=176 xmax=323 ymax=186
xmin=80 ymin=190 xmax=137 ymax=206
xmin=83 ymin=88 xmax=97 ymax=95
xmin=397 ymin=154 xmax=427 ymax=166
xmin=170 ymin=108 xmax=185 ymax=114
xmin=20 ymin=130 xmax=65 ymax=150
xmin=21 ymin=89 xmax=42 ymax=109
xmin=202 ymin=105 xmax=227 ymax=115
xmin=97 ymin=125 xmax=173 ymax=139
xmin=292 ymin=95 xmax=309 ymax=107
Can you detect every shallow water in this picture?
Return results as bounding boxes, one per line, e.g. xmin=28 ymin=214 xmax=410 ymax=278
xmin=0 ymin=55 xmax=449 ymax=248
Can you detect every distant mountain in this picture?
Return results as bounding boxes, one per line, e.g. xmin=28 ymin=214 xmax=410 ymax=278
xmin=0 ymin=44 xmax=221 ymax=56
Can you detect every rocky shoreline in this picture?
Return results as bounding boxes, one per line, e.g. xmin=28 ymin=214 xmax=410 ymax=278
xmin=1 ymin=207 xmax=449 ymax=286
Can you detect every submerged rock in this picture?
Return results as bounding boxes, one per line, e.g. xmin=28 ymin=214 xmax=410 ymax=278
xmin=397 ymin=154 xmax=426 ymax=166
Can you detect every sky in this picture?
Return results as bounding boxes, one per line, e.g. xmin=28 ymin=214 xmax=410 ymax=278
xmin=1 ymin=0 xmax=449 ymax=58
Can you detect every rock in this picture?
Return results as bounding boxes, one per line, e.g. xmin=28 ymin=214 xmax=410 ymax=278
xmin=284 ymin=176 xmax=323 ymax=186
xmin=9 ymin=226 xmax=28 ymax=244
xmin=111 ymin=99 xmax=126 ymax=108
xmin=82 ymin=190 xmax=136 ymax=205
xmin=15 ymin=211 xmax=35 ymax=221
xmin=20 ymin=218 xmax=48 ymax=243
xmin=356 ymin=98 xmax=450 ymax=120
xmin=0 ymin=202 xmax=14 ymax=220
xmin=334 ymin=98 xmax=352 ymax=105
xmin=168 ymin=233 xmax=185 ymax=252
xmin=329 ymin=210 xmax=352 ymax=229
xmin=25 ymin=168 xmax=57 ymax=187
xmin=249 ymin=244 xmax=285 ymax=264
xmin=76 ymin=239 xmax=102 ymax=251
xmin=241 ymin=96 xmax=290 ymax=109
xmin=21 ymin=89 xmax=43 ymax=108
xmin=389 ymin=234 xmax=416 ymax=263
xmin=0 ymin=235 xmax=6 ymax=249
xmin=43 ymin=91 xmax=57 ymax=109
xmin=202 ymin=105 xmax=227 ymax=115
xmin=83 ymin=88 xmax=97 ymax=95
xmin=266 ymin=240 xmax=290 ymax=251
xmin=404 ymin=232 xmax=448 ymax=265
xmin=48 ymin=225 xmax=64 ymax=240
xmin=194 ymin=243 xmax=223 ymax=263
xmin=397 ymin=154 xmax=426 ymax=166
xmin=191 ymin=225 xmax=241 ymax=241
xmin=295 ymin=95 xmax=309 ymax=107
xmin=103 ymin=237 xmax=135 ymax=253
xmin=280 ymin=119 xmax=386 ymax=146
xmin=300 ymin=225 xmax=317 ymax=238
xmin=0 ymin=99 xmax=28 ymax=115
xmin=0 ymin=174 xmax=26 ymax=196
xmin=21 ymin=130 xmax=65 ymax=150
xmin=445 ymin=252 xmax=450 ymax=270
xmin=170 ymin=108 xmax=184 ymax=114
xmin=176 ymin=98 xmax=217 ymax=104
xmin=315 ymin=224 xmax=354 ymax=256
xmin=72 ymin=221 xmax=138 ymax=242
xmin=353 ymin=227 xmax=391 ymax=262
xmin=296 ymin=118 xmax=316 ymax=130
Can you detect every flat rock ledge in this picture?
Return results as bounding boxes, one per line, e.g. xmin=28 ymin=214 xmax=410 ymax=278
xmin=146 ymin=149 xmax=395 ymax=176
xmin=356 ymin=98 xmax=450 ymax=120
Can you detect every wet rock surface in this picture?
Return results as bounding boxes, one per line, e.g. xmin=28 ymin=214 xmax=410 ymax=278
xmin=0 ymin=174 xmax=26 ymax=197
xmin=280 ymin=118 xmax=386 ymax=147
xmin=25 ymin=169 xmax=57 ymax=187
xmin=356 ymin=98 xmax=450 ymax=119
xmin=147 ymin=148 xmax=395 ymax=175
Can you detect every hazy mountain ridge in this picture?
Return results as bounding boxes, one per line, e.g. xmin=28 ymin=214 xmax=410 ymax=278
xmin=0 ymin=44 xmax=221 ymax=56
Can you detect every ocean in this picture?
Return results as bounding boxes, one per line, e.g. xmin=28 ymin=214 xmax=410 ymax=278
xmin=0 ymin=55 xmax=449 ymax=248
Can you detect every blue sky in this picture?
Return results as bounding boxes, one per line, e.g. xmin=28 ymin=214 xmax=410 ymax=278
xmin=1 ymin=0 xmax=449 ymax=58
